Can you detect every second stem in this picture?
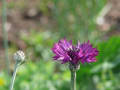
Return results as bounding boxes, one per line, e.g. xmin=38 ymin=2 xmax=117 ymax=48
xmin=9 ymin=62 xmax=19 ymax=90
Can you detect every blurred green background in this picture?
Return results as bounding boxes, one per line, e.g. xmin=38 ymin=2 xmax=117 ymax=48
xmin=0 ymin=0 xmax=120 ymax=90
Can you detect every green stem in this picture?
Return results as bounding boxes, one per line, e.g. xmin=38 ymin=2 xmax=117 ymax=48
xmin=2 ymin=0 xmax=10 ymax=74
xmin=9 ymin=62 xmax=19 ymax=90
xmin=70 ymin=69 xmax=76 ymax=90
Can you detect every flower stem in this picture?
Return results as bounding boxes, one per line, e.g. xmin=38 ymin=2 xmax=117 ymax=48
xmin=2 ymin=0 xmax=10 ymax=74
xmin=70 ymin=69 xmax=76 ymax=90
xmin=9 ymin=62 xmax=19 ymax=90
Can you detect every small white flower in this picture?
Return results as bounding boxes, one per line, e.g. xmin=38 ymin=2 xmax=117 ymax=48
xmin=14 ymin=50 xmax=25 ymax=63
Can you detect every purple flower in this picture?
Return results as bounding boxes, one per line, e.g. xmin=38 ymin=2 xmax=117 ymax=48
xmin=52 ymin=39 xmax=98 ymax=65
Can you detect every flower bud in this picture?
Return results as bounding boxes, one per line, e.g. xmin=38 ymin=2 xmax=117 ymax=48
xmin=13 ymin=50 xmax=25 ymax=63
xmin=69 ymin=63 xmax=80 ymax=71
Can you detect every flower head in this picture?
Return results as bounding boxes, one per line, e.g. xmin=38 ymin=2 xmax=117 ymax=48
xmin=13 ymin=50 xmax=25 ymax=63
xmin=52 ymin=39 xmax=98 ymax=66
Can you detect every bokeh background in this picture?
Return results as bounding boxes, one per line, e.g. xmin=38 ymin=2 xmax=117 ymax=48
xmin=0 ymin=0 xmax=120 ymax=90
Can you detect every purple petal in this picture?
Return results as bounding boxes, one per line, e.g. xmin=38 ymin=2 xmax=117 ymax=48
xmin=52 ymin=38 xmax=73 ymax=64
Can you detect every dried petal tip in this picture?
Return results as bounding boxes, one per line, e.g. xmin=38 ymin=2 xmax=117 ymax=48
xmin=14 ymin=50 xmax=25 ymax=63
